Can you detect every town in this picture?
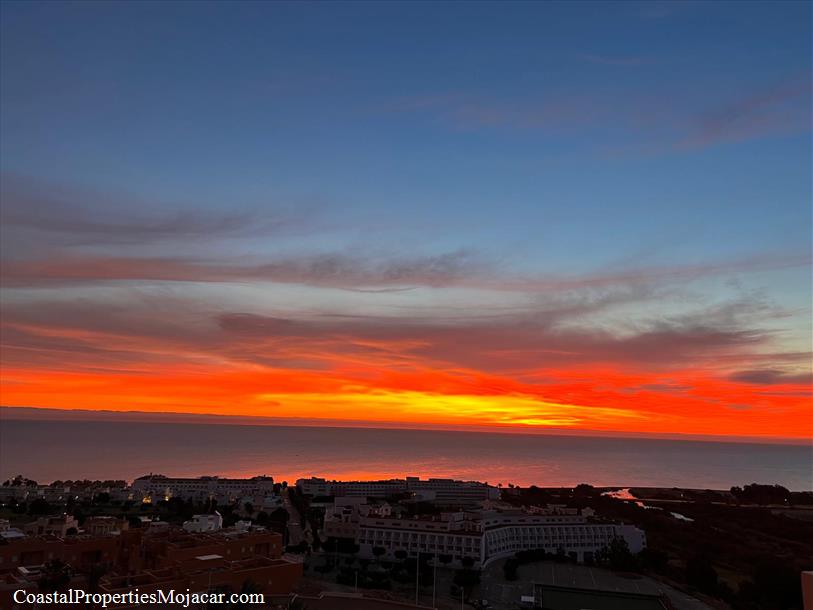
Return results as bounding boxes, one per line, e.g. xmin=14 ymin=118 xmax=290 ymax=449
xmin=1 ymin=474 xmax=810 ymax=609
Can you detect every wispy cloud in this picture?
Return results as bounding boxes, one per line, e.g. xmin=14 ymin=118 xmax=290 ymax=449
xmin=0 ymin=290 xmax=789 ymax=375
xmin=0 ymin=173 xmax=313 ymax=249
xmin=384 ymin=74 xmax=811 ymax=150
xmin=1 ymin=250 xmax=807 ymax=292
xmin=679 ymin=76 xmax=812 ymax=149
xmin=215 ymin=309 xmax=771 ymax=372
xmin=0 ymin=250 xmax=488 ymax=289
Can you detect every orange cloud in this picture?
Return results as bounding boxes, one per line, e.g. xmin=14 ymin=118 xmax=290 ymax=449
xmin=1 ymin=358 xmax=810 ymax=440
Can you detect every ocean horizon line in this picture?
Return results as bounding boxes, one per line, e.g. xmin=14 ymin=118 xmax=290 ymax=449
xmin=3 ymin=405 xmax=810 ymax=447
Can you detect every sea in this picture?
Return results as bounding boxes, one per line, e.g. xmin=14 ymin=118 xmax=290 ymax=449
xmin=1 ymin=419 xmax=811 ymax=490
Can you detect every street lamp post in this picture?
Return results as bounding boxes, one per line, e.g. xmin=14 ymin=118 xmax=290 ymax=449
xmin=432 ymin=551 xmax=437 ymax=609
xmin=204 ymin=567 xmax=213 ymax=610
xmin=415 ymin=550 xmax=420 ymax=606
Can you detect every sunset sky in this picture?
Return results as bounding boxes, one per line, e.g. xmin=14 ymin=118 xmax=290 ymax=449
xmin=1 ymin=1 xmax=811 ymax=441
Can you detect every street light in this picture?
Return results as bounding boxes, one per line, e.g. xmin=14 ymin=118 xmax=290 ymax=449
xmin=432 ymin=551 xmax=437 ymax=609
xmin=415 ymin=550 xmax=420 ymax=606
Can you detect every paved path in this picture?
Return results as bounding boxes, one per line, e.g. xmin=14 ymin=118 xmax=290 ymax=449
xmin=282 ymin=487 xmax=309 ymax=547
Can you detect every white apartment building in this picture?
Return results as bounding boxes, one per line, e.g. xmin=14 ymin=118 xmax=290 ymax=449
xmin=296 ymin=476 xmax=499 ymax=505
xmin=297 ymin=478 xmax=404 ymax=498
xmin=0 ymin=483 xmax=133 ymax=505
xmin=133 ymin=475 xmax=275 ymax=503
xmin=0 ymin=487 xmax=29 ymax=503
xmin=182 ymin=513 xmax=224 ymax=533
xmin=83 ymin=516 xmax=128 ymax=536
xmin=480 ymin=511 xmax=645 ymax=564
xmin=323 ymin=498 xmax=395 ymax=540
xmin=406 ymin=477 xmax=501 ymax=504
xmin=356 ymin=509 xmax=645 ymax=567
xmin=23 ymin=515 xmax=80 ymax=537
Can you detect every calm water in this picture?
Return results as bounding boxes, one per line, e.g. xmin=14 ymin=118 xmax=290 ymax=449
xmin=1 ymin=420 xmax=811 ymax=490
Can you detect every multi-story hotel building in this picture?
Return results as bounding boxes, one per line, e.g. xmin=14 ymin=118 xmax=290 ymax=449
xmin=355 ymin=509 xmax=645 ymax=567
xmin=297 ymin=476 xmax=500 ymax=505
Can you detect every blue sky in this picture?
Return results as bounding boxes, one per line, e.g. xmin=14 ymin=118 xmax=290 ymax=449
xmin=0 ymin=1 xmax=810 ymax=438
xmin=2 ymin=1 xmax=810 ymax=268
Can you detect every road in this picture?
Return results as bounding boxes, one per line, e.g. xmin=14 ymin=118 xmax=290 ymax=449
xmin=282 ymin=487 xmax=310 ymax=547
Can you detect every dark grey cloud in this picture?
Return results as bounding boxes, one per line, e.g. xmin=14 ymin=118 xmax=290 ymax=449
xmin=0 ymin=292 xmax=782 ymax=375
xmin=638 ymin=383 xmax=692 ymax=393
xmin=215 ymin=310 xmax=769 ymax=373
xmin=0 ymin=173 xmax=310 ymax=250
xmin=728 ymin=369 xmax=813 ymax=386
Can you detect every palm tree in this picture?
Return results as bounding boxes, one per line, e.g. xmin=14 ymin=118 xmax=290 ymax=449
xmin=372 ymin=546 xmax=386 ymax=562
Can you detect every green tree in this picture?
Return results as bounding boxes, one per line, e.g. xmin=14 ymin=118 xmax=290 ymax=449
xmin=595 ymin=539 xmax=635 ymax=571
xmin=28 ymin=498 xmax=53 ymax=515
xmin=39 ymin=560 xmax=72 ymax=593
xmin=270 ymin=507 xmax=289 ymax=523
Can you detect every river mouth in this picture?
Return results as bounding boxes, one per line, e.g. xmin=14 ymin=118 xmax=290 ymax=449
xmin=602 ymin=488 xmax=695 ymax=522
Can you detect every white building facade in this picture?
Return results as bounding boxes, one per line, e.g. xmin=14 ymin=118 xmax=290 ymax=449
xmin=356 ymin=509 xmax=645 ymax=567
xmin=296 ymin=476 xmax=499 ymax=505
xmin=182 ymin=513 xmax=224 ymax=532
xmin=133 ymin=475 xmax=275 ymax=503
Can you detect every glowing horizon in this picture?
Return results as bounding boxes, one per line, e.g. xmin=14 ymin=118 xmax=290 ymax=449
xmin=2 ymin=350 xmax=811 ymax=441
xmin=1 ymin=2 xmax=811 ymax=442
